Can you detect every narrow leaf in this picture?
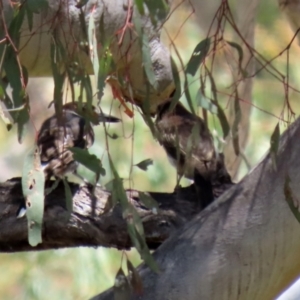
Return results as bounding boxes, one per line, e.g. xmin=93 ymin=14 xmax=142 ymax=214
xmin=227 ymin=41 xmax=243 ymax=72
xmin=270 ymin=123 xmax=280 ymax=171
xmin=113 ymin=267 xmax=131 ymax=300
xmin=231 ymin=92 xmax=241 ymax=156
xmin=22 ymin=146 xmax=45 ymax=246
xmin=135 ymin=159 xmax=153 ymax=171
xmin=69 ymin=148 xmax=106 ymax=178
xmin=284 ymin=175 xmax=300 ymax=223
xmin=186 ymin=38 xmax=210 ymax=76
xmin=127 ymin=258 xmax=144 ymax=295
xmin=195 ymin=90 xmax=218 ymax=114
xmin=62 ymin=178 xmax=73 ymax=212
xmin=138 ymin=192 xmax=159 ymax=213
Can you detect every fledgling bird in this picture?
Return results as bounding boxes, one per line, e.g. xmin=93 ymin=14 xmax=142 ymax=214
xmin=37 ymin=102 xmax=120 ymax=180
xmin=155 ymin=99 xmax=232 ymax=206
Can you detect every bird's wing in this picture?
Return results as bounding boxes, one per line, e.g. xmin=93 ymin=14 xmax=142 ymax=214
xmin=38 ymin=120 xmax=76 ymax=165
xmin=157 ymin=115 xmax=215 ymax=164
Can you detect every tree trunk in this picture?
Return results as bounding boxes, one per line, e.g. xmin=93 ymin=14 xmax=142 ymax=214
xmin=94 ymin=117 xmax=300 ymax=300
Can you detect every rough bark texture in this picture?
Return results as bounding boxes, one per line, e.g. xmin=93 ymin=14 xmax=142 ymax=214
xmin=94 ymin=117 xmax=300 ymax=300
xmin=1 ymin=0 xmax=174 ymax=112
xmin=0 ymin=177 xmax=215 ymax=252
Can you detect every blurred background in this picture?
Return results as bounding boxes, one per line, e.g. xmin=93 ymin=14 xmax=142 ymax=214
xmin=1 ymin=0 xmax=300 ymax=299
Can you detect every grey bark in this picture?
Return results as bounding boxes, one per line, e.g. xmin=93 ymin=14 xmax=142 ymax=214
xmin=0 ymin=178 xmax=205 ymax=252
xmin=94 ymin=117 xmax=300 ymax=300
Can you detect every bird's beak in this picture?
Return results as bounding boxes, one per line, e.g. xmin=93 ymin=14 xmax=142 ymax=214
xmin=98 ymin=113 xmax=121 ymax=123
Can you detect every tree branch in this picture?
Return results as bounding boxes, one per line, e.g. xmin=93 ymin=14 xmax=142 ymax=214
xmin=0 ymin=177 xmax=220 ymax=252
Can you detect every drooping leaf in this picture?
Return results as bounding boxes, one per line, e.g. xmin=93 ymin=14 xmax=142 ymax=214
xmin=113 ymin=267 xmax=131 ymax=300
xmin=170 ymin=56 xmax=181 ymax=103
xmin=284 ymin=175 xmax=300 ymax=223
xmin=231 ymin=92 xmax=242 ymax=156
xmin=186 ymin=38 xmax=210 ymax=76
xmin=25 ymin=0 xmax=48 ymax=14
xmin=195 ymin=90 xmax=218 ymax=114
xmin=184 ymin=77 xmax=196 ymax=115
xmin=88 ymin=12 xmax=99 ymax=87
xmin=109 ymin=157 xmax=159 ymax=272
xmin=62 ymin=178 xmax=73 ymax=212
xmin=215 ymin=102 xmax=230 ymax=139
xmin=144 ymin=0 xmax=169 ymax=26
xmin=134 ymin=0 xmax=145 ymax=15
xmin=206 ymin=71 xmax=230 ymax=138
xmin=50 ymin=37 xmax=65 ymax=116
xmin=135 ymin=159 xmax=153 ymax=171
xmin=134 ymin=16 xmax=158 ymax=90
xmin=270 ymin=123 xmax=280 ymax=171
xmin=138 ymin=192 xmax=159 ymax=213
xmin=22 ymin=146 xmax=45 ymax=247
xmin=3 ymin=56 xmax=29 ymax=142
xmin=69 ymin=148 xmax=106 ymax=179
xmin=127 ymin=258 xmax=144 ymax=295
xmin=227 ymin=41 xmax=243 ymax=73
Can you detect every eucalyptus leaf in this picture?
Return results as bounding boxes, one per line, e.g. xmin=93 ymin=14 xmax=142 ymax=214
xmin=62 ymin=178 xmax=73 ymax=212
xmin=186 ymin=38 xmax=210 ymax=76
xmin=69 ymin=148 xmax=106 ymax=178
xmin=22 ymin=146 xmax=45 ymax=247
xmin=270 ymin=123 xmax=280 ymax=171
xmin=135 ymin=159 xmax=153 ymax=171
xmin=284 ymin=175 xmax=300 ymax=223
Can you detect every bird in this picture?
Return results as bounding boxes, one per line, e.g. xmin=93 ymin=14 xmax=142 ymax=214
xmin=37 ymin=102 xmax=120 ymax=181
xmin=155 ymin=99 xmax=232 ymax=207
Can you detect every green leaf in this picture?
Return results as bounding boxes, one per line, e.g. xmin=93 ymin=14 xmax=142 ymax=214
xmin=62 ymin=178 xmax=73 ymax=212
xmin=50 ymin=37 xmax=65 ymax=116
xmin=69 ymin=148 xmax=106 ymax=179
xmin=135 ymin=159 xmax=153 ymax=171
xmin=206 ymin=71 xmax=230 ymax=138
xmin=88 ymin=12 xmax=99 ymax=87
xmin=215 ymin=102 xmax=230 ymax=139
xmin=25 ymin=0 xmax=48 ymax=14
xmin=231 ymin=92 xmax=241 ymax=156
xmin=186 ymin=38 xmax=210 ymax=76
xmin=133 ymin=16 xmax=158 ymax=90
xmin=184 ymin=77 xmax=195 ymax=115
xmin=134 ymin=0 xmax=145 ymax=15
xmin=270 ymin=123 xmax=280 ymax=171
xmin=144 ymin=0 xmax=169 ymax=26
xmin=284 ymin=175 xmax=300 ymax=223
xmin=113 ymin=267 xmax=131 ymax=300
xmin=109 ymin=157 xmax=159 ymax=273
xmin=195 ymin=90 xmax=218 ymax=114
xmin=138 ymin=192 xmax=159 ymax=212
xmin=22 ymin=146 xmax=45 ymax=247
xmin=170 ymin=56 xmax=181 ymax=102
xmin=127 ymin=259 xmax=143 ymax=295
xmin=227 ymin=41 xmax=243 ymax=72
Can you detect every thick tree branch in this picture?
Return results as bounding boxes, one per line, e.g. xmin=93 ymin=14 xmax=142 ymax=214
xmin=0 ymin=178 xmax=223 ymax=252
xmin=1 ymin=0 xmax=175 ymax=112
xmin=94 ymin=117 xmax=300 ymax=300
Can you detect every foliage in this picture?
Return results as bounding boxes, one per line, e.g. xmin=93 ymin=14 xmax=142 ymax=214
xmin=0 ymin=0 xmax=300 ymax=299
